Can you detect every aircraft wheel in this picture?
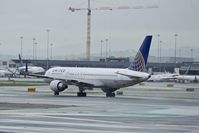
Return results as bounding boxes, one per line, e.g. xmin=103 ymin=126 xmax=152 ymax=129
xmin=54 ymin=92 xmax=59 ymax=95
xmin=106 ymin=92 xmax=115 ymax=97
xmin=77 ymin=92 xmax=87 ymax=97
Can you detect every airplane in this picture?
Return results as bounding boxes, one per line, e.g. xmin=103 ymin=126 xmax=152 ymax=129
xmin=29 ymin=35 xmax=152 ymax=97
xmin=148 ymin=72 xmax=178 ymax=82
xmin=17 ymin=54 xmax=45 ymax=75
xmin=0 ymin=67 xmax=13 ymax=77
xmin=0 ymin=67 xmax=19 ymax=78
xmin=174 ymin=66 xmax=199 ymax=83
xmin=175 ymin=75 xmax=199 ymax=83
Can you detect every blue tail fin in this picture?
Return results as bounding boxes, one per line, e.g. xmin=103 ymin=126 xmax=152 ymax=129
xmin=18 ymin=54 xmax=23 ymax=66
xmin=184 ymin=65 xmax=191 ymax=75
xmin=128 ymin=35 xmax=152 ymax=71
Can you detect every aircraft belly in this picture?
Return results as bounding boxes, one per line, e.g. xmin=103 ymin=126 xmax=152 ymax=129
xmin=77 ymin=76 xmax=143 ymax=88
xmin=100 ymin=79 xmax=136 ymax=88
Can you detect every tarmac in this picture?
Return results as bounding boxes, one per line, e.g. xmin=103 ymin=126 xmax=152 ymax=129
xmin=0 ymin=82 xmax=199 ymax=133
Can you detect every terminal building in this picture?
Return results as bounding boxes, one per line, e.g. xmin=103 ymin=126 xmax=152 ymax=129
xmin=0 ymin=60 xmax=16 ymax=68
xmin=11 ymin=56 xmax=199 ymax=75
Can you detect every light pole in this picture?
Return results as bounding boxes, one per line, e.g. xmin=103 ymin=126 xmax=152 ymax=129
xmin=179 ymin=48 xmax=181 ymax=57
xmin=157 ymin=34 xmax=160 ymax=63
xmin=50 ymin=43 xmax=53 ymax=60
xmin=20 ymin=36 xmax=23 ymax=58
xmin=35 ymin=42 xmax=37 ymax=60
xmin=174 ymin=34 xmax=178 ymax=67
xmin=190 ymin=48 xmax=193 ymax=59
xmin=46 ymin=29 xmax=50 ymax=69
xmin=33 ymin=38 xmax=36 ymax=60
xmin=159 ymin=40 xmax=162 ymax=72
xmin=105 ymin=38 xmax=108 ymax=59
xmin=100 ymin=40 xmax=103 ymax=59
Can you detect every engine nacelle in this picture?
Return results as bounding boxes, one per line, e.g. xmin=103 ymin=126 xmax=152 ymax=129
xmin=50 ymin=80 xmax=68 ymax=92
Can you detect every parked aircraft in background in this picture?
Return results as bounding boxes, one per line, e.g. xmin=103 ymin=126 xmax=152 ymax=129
xmin=148 ymin=72 xmax=178 ymax=82
xmin=148 ymin=66 xmax=199 ymax=83
xmin=18 ymin=54 xmax=45 ymax=74
xmin=0 ymin=68 xmax=12 ymax=77
xmin=29 ymin=35 xmax=153 ymax=97
xmin=175 ymin=75 xmax=199 ymax=83
xmin=174 ymin=67 xmax=199 ymax=83
xmin=0 ymin=67 xmax=19 ymax=78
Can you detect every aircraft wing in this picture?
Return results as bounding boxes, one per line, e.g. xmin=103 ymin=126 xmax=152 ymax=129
xmin=28 ymin=73 xmax=54 ymax=79
xmin=67 ymin=79 xmax=103 ymax=87
xmin=28 ymin=73 xmax=103 ymax=87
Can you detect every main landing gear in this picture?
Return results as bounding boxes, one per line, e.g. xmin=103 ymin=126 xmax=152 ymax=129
xmin=54 ymin=91 xmax=59 ymax=95
xmin=101 ymin=88 xmax=118 ymax=97
xmin=106 ymin=92 xmax=115 ymax=97
xmin=77 ymin=92 xmax=87 ymax=97
xmin=77 ymin=87 xmax=87 ymax=97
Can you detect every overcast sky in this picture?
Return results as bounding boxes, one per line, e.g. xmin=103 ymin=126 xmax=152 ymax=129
xmin=0 ymin=0 xmax=199 ymax=59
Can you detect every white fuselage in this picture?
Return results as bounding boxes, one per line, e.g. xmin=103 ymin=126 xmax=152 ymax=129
xmin=44 ymin=67 xmax=150 ymax=89
xmin=175 ymin=75 xmax=199 ymax=82
xmin=19 ymin=66 xmax=45 ymax=74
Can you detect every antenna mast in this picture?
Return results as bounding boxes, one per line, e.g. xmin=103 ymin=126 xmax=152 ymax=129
xmin=69 ymin=2 xmax=158 ymax=61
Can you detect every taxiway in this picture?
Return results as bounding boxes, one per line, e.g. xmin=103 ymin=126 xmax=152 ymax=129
xmin=0 ymin=82 xmax=199 ymax=133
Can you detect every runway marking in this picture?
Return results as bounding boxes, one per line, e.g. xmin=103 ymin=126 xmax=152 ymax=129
xmin=0 ymin=119 xmax=132 ymax=129
xmin=46 ymin=115 xmax=124 ymax=124
xmin=150 ymin=107 xmax=199 ymax=116
xmin=0 ymin=126 xmax=134 ymax=133
xmin=0 ymin=118 xmax=195 ymax=133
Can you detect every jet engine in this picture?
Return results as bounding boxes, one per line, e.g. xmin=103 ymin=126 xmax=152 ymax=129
xmin=50 ymin=80 xmax=68 ymax=93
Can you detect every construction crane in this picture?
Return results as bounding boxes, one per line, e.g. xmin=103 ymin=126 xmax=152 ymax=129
xmin=69 ymin=0 xmax=158 ymax=61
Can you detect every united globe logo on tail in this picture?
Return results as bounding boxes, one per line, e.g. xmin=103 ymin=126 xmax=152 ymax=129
xmin=128 ymin=35 xmax=152 ymax=72
xmin=129 ymin=51 xmax=145 ymax=71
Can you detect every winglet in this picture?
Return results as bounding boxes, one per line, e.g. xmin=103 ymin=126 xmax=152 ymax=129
xmin=128 ymin=35 xmax=152 ymax=71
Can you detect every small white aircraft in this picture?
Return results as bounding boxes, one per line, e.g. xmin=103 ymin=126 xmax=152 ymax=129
xmin=18 ymin=65 xmax=45 ymax=75
xmin=0 ymin=67 xmax=19 ymax=78
xmin=172 ymin=66 xmax=199 ymax=83
xmin=175 ymin=75 xmax=199 ymax=83
xmin=18 ymin=54 xmax=45 ymax=74
xmin=29 ymin=35 xmax=153 ymax=97
xmin=0 ymin=68 xmax=13 ymax=77
xmin=148 ymin=72 xmax=178 ymax=82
